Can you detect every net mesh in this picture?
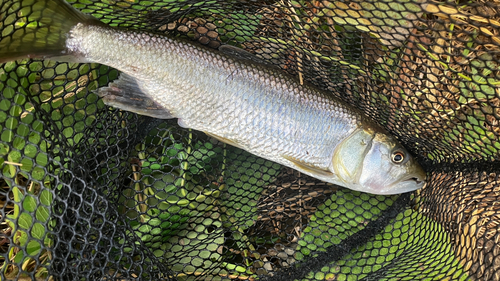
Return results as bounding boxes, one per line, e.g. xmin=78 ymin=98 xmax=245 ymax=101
xmin=1 ymin=0 xmax=499 ymax=280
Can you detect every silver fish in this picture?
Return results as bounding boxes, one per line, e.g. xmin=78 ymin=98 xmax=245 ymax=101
xmin=0 ymin=0 xmax=426 ymax=194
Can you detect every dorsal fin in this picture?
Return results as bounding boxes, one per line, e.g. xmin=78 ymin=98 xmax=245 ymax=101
xmin=219 ymin=44 xmax=277 ymax=68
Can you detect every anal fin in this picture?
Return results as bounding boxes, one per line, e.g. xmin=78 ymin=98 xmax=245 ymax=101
xmin=97 ymin=73 xmax=173 ymax=119
xmin=282 ymin=155 xmax=334 ymax=178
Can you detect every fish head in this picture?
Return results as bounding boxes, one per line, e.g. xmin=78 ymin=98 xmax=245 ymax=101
xmin=332 ymin=127 xmax=426 ymax=195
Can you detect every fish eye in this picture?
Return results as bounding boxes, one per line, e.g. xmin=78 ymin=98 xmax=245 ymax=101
xmin=391 ymin=151 xmax=405 ymax=164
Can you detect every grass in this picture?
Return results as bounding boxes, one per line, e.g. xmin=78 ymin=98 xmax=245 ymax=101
xmin=294 ymin=190 xmax=468 ymax=280
xmin=240 ymin=0 xmax=500 ymax=162
xmin=0 ymin=59 xmax=109 ymax=278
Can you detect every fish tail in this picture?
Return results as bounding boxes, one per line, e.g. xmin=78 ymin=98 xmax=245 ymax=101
xmin=0 ymin=0 xmax=98 ymax=63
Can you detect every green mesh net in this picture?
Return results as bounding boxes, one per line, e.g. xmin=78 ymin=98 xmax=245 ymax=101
xmin=1 ymin=0 xmax=499 ymax=280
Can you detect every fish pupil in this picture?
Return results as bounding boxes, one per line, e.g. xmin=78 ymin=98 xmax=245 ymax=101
xmin=392 ymin=152 xmax=404 ymax=163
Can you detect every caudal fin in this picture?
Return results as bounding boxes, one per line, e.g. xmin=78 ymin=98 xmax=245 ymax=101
xmin=0 ymin=0 xmax=97 ymax=63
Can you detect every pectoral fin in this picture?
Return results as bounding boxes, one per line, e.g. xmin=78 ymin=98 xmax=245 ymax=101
xmin=97 ymin=73 xmax=174 ymax=119
xmin=204 ymin=132 xmax=246 ymax=150
xmin=282 ymin=155 xmax=334 ymax=178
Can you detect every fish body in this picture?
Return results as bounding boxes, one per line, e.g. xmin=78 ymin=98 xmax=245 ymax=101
xmin=0 ymin=0 xmax=426 ymax=194
xmin=69 ymin=24 xmax=359 ymax=173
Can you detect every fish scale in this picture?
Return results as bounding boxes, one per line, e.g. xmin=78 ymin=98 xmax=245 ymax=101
xmin=152 ymin=40 xmax=354 ymax=167
xmin=146 ymin=41 xmax=355 ymax=167
xmin=0 ymin=0 xmax=426 ymax=194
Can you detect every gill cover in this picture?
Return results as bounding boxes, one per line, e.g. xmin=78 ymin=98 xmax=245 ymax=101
xmin=331 ymin=128 xmax=375 ymax=185
xmin=332 ymin=128 xmax=426 ymax=195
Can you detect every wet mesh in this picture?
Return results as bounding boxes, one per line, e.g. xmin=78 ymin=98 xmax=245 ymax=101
xmin=1 ymin=0 xmax=500 ymax=280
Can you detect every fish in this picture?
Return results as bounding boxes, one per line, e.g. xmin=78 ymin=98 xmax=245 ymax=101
xmin=0 ymin=0 xmax=426 ymax=195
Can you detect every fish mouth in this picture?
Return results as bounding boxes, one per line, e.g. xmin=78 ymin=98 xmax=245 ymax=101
xmin=403 ymin=176 xmax=426 ymax=188
xmin=374 ymin=176 xmax=427 ymax=195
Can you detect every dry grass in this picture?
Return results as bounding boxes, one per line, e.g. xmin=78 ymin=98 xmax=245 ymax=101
xmin=192 ymin=0 xmax=500 ymax=278
xmin=2 ymin=0 xmax=500 ymax=280
xmin=0 ymin=176 xmax=52 ymax=280
xmin=225 ymin=0 xmax=500 ymax=162
xmin=0 ymin=178 xmax=13 ymax=252
xmin=388 ymin=2 xmax=500 ymax=161
xmin=421 ymin=171 xmax=500 ymax=280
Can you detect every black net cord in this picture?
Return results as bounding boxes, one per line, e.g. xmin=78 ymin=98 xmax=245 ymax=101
xmin=1 ymin=0 xmax=500 ymax=280
xmin=259 ymin=193 xmax=411 ymax=281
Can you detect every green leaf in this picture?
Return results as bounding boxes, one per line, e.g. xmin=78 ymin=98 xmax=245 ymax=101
xmin=31 ymin=223 xmax=45 ymax=240
xmin=153 ymin=249 xmax=164 ymax=257
xmin=13 ymin=249 xmax=24 ymax=264
xmin=35 ymin=206 xmax=50 ymax=223
xmin=22 ymin=195 xmax=37 ymax=212
xmin=26 ymin=240 xmax=41 ymax=256
xmin=18 ymin=212 xmax=33 ymax=230
xmin=39 ymin=189 xmax=53 ymax=206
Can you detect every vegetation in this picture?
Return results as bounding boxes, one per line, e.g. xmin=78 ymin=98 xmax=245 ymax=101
xmin=1 ymin=0 xmax=499 ymax=280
